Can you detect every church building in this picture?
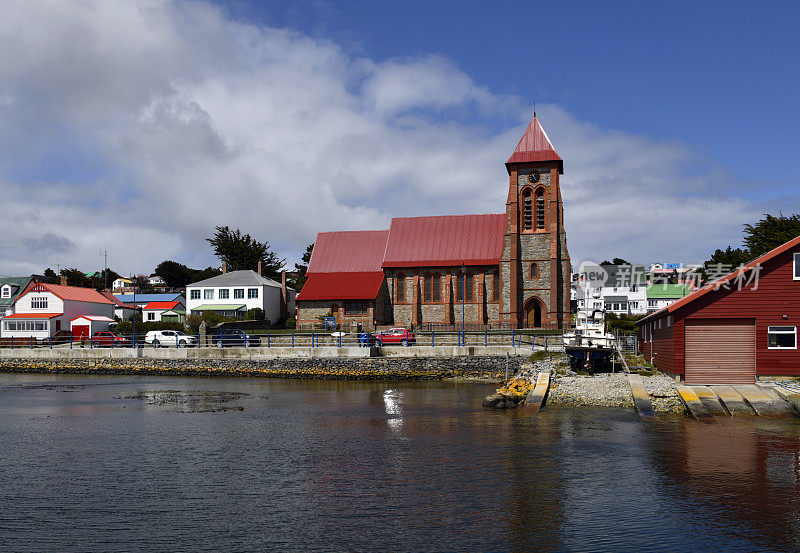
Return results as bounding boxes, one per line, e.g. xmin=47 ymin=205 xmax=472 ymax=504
xmin=296 ymin=115 xmax=571 ymax=330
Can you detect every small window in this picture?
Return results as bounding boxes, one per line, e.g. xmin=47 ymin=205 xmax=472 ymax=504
xmin=530 ymin=263 xmax=538 ymax=278
xmin=234 ymin=289 xmax=244 ymax=299
xmin=794 ymin=253 xmax=800 ymax=280
xmin=522 ymin=188 xmax=533 ymax=230
xmin=768 ymin=326 xmax=796 ymax=349
xmin=345 ymin=301 xmax=368 ymax=315
xmin=147 ymin=312 xmax=155 ymax=321
xmin=31 ymin=296 xmax=48 ymax=309
xmin=492 ymin=270 xmax=500 ymax=301
xmin=1 ymin=285 xmax=10 ymax=298
xmin=465 ymin=271 xmax=474 ymax=301
xmin=204 ymin=289 xmax=214 ymax=300
xmin=190 ymin=290 xmax=200 ymax=300
xmin=26 ymin=321 xmax=34 ymax=331
xmin=667 ymin=315 xmax=672 ymax=327
xmin=535 ymin=188 xmax=546 ymax=229
xmin=35 ymin=321 xmax=45 ymax=331
xmin=219 ymin=289 xmax=229 ymax=299
xmin=396 ymin=274 xmax=405 ymax=303
xmin=248 ymin=288 xmax=258 ymax=299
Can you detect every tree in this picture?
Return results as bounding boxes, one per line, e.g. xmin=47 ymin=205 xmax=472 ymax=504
xmin=744 ymin=214 xmax=800 ymax=258
xmin=600 ymin=258 xmax=630 ymax=266
xmin=289 ymin=243 xmax=314 ymax=289
xmin=155 ymin=260 xmax=222 ymax=289
xmin=206 ymin=226 xmax=285 ymax=278
xmin=42 ymin=268 xmax=59 ymax=283
xmin=705 ymin=246 xmax=751 ymax=268
xmin=59 ymin=268 xmax=91 ymax=287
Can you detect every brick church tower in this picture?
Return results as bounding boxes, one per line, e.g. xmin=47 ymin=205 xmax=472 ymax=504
xmin=499 ymin=115 xmax=570 ymax=328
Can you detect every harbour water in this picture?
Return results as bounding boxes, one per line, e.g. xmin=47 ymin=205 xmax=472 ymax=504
xmin=1 ymin=373 xmax=799 ymax=552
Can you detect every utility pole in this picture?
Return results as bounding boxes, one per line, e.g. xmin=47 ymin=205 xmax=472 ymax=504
xmin=101 ymin=250 xmax=108 ymax=291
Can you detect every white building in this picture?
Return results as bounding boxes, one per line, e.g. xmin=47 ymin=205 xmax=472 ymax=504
xmin=142 ymin=300 xmax=186 ymax=322
xmin=1 ymin=282 xmax=114 ymax=340
xmin=185 ymin=270 xmax=296 ymax=323
xmin=573 ymin=264 xmax=648 ymax=316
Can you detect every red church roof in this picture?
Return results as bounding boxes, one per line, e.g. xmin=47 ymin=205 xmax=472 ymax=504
xmin=382 ymin=213 xmax=506 ymax=268
xmin=506 ymin=115 xmax=563 ymax=172
xmin=298 ymin=272 xmax=385 ymax=301
xmin=307 ymin=230 xmax=389 ymax=273
xmin=17 ymin=282 xmax=114 ymax=305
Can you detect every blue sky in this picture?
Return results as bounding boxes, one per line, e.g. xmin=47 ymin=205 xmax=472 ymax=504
xmin=0 ymin=0 xmax=798 ymax=276
xmin=220 ymin=0 xmax=800 ymax=183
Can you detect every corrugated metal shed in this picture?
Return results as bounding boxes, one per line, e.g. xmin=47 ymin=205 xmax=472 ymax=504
xmin=298 ymin=272 xmax=385 ymax=301
xmin=382 ymin=214 xmax=506 ymax=268
xmin=506 ymin=116 xmax=563 ymax=171
xmin=307 ymin=230 xmax=389 ymax=273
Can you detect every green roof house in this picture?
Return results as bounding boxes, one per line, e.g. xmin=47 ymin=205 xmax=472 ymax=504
xmin=646 ymin=283 xmax=692 ymax=312
xmin=0 ymin=276 xmax=34 ymax=316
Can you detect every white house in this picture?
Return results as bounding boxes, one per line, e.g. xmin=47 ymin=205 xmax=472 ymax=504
xmin=142 ymin=300 xmax=186 ymax=322
xmin=573 ymin=264 xmax=648 ymax=316
xmin=185 ymin=270 xmax=296 ymax=323
xmin=0 ymin=276 xmax=33 ymax=317
xmin=0 ymin=281 xmax=114 ymax=340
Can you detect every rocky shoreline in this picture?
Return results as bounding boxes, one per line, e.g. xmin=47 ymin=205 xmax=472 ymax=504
xmin=484 ymin=356 xmax=685 ymax=414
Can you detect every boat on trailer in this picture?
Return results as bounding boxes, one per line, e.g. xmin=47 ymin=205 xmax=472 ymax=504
xmin=563 ymin=309 xmax=616 ymax=372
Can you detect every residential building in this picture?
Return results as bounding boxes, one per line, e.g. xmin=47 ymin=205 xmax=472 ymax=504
xmin=114 ymin=292 xmax=185 ymax=310
xmin=646 ymin=283 xmax=692 ymax=312
xmin=112 ymin=278 xmax=132 ymax=292
xmin=572 ymin=265 xmax=648 ymax=316
xmin=142 ymin=300 xmax=186 ymax=323
xmin=0 ymin=281 xmax=114 ymax=340
xmin=185 ymin=269 xmax=295 ymax=323
xmin=637 ymin=235 xmax=800 ymax=384
xmin=100 ymin=291 xmax=140 ymax=321
xmin=0 ymin=276 xmax=34 ymax=316
xmin=297 ymin=115 xmax=571 ymax=330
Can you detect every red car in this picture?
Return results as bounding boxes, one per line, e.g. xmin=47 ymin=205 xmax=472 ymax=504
xmin=91 ymin=331 xmax=129 ymax=348
xmin=377 ymin=328 xmax=416 ymax=346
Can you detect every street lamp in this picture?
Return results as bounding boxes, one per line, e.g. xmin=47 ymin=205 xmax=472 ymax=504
xmin=461 ymin=264 xmax=466 ymax=347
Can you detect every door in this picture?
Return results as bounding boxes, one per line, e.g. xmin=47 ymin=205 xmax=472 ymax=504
xmin=524 ymin=298 xmax=542 ymax=328
xmin=684 ymin=320 xmax=755 ymax=385
xmin=72 ymin=325 xmax=90 ymax=340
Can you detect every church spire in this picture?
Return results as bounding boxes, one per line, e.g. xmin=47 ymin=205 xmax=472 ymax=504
xmin=506 ymin=114 xmax=562 ymax=173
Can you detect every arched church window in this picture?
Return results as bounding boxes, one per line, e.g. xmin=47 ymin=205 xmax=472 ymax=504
xmin=535 ymin=188 xmax=546 ymax=229
xmin=522 ymin=188 xmax=533 ymax=230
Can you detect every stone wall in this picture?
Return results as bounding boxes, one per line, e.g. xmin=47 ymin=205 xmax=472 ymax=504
xmin=0 ymin=355 xmax=527 ymax=381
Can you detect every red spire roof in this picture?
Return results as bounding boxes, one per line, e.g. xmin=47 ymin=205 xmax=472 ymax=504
xmin=506 ymin=116 xmax=563 ymax=172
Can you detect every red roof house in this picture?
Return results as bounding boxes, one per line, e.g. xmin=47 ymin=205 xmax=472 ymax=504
xmin=636 ymin=235 xmax=800 ymax=384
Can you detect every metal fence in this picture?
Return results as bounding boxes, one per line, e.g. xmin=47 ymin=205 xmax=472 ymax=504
xmin=0 ymin=330 xmax=566 ymax=351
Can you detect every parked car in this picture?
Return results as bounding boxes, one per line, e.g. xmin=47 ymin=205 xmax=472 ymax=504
xmin=144 ymin=330 xmax=197 ymax=348
xmin=376 ymin=328 xmax=416 ymax=346
xmin=91 ymin=331 xmax=129 ymax=348
xmin=211 ymin=328 xmax=261 ymax=348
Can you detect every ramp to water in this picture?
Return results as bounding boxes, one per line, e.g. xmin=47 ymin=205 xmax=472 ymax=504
xmin=735 ymin=385 xmax=796 ymax=416
xmin=772 ymin=385 xmax=800 ymax=414
xmin=692 ymin=386 xmax=729 ymax=416
xmin=676 ymin=385 xmax=713 ymax=421
xmin=710 ymin=386 xmax=755 ymax=415
xmin=525 ymin=372 xmax=550 ymax=414
xmin=627 ymin=374 xmax=655 ymax=418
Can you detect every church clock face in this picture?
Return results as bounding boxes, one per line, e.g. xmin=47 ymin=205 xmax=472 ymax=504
xmin=527 ymin=171 xmax=541 ymax=184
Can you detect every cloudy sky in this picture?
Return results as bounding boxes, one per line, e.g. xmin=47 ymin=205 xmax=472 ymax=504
xmin=1 ymin=0 xmax=798 ymax=277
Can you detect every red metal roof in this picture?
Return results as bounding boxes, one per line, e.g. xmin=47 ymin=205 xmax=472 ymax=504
xmin=17 ymin=282 xmax=114 ymax=305
xmin=297 ymin=272 xmax=385 ymax=301
xmin=307 ymin=230 xmax=389 ymax=273
xmin=143 ymin=301 xmax=181 ymax=310
xmin=382 ymin=213 xmax=506 ymax=268
xmin=637 ymin=233 xmax=800 ymax=324
xmin=2 ymin=313 xmax=62 ymax=319
xmin=506 ymin=116 xmax=563 ymax=170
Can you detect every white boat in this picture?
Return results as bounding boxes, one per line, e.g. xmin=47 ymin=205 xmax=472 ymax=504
xmin=563 ymin=309 xmax=616 ymax=371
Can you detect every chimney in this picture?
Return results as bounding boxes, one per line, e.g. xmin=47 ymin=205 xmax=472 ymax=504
xmin=222 ymin=261 xmax=227 ymax=274
xmin=60 ymin=276 xmax=67 ymax=286
xmin=257 ymin=259 xmax=263 ymax=276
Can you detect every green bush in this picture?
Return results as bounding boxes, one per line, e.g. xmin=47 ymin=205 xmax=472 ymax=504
xmin=245 ymin=308 xmax=264 ymax=320
xmin=185 ymin=312 xmax=234 ymax=334
xmin=284 ymin=316 xmax=296 ymax=329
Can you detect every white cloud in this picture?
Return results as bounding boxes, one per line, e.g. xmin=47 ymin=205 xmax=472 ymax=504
xmin=0 ymin=0 xmax=788 ymax=277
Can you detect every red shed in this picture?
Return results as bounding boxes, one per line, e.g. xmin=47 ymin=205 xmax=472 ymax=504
xmin=636 ymin=235 xmax=800 ymax=384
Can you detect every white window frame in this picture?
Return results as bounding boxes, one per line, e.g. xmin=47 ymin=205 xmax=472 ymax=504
xmin=248 ymin=288 xmax=258 ymax=299
xmin=233 ymin=289 xmax=244 ymax=299
xmin=31 ymin=296 xmax=48 ymax=309
xmin=1 ymin=285 xmax=10 ymax=299
xmin=794 ymin=253 xmax=800 ymax=280
xmin=147 ymin=312 xmax=155 ymax=321
xmin=204 ymin=289 xmax=214 ymax=300
xmin=219 ymin=289 xmax=230 ymax=299
xmin=768 ymin=326 xmax=797 ymax=349
xmin=190 ymin=289 xmax=200 ymax=300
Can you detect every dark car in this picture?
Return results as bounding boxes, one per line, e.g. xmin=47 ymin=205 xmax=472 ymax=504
xmin=91 ymin=331 xmax=130 ymax=348
xmin=376 ymin=328 xmax=416 ymax=346
xmin=211 ymin=328 xmax=261 ymax=348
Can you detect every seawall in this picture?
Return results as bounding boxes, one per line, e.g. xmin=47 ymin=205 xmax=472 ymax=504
xmin=0 ymin=348 xmax=528 ymax=380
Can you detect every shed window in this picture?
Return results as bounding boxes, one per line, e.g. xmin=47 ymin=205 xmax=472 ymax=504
xmin=794 ymin=253 xmax=800 ymax=280
xmin=768 ymin=326 xmax=796 ymax=349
